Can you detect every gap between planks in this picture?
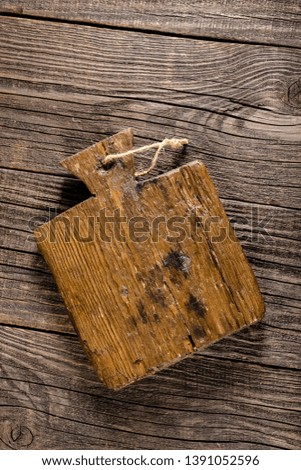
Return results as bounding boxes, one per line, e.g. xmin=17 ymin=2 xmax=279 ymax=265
xmin=0 ymin=12 xmax=300 ymax=50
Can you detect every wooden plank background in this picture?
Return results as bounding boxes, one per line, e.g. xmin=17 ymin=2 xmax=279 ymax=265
xmin=0 ymin=1 xmax=300 ymax=450
xmin=0 ymin=0 xmax=301 ymax=47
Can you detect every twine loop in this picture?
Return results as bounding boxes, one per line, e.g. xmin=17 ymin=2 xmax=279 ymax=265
xmin=103 ymin=137 xmax=188 ymax=177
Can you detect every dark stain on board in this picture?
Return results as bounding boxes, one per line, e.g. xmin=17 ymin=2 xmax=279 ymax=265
xmin=135 ymin=271 xmax=143 ymax=282
xmin=146 ymin=286 xmax=167 ymax=308
xmin=163 ymin=251 xmax=191 ymax=277
xmin=145 ymin=264 xmax=167 ymax=307
xmin=157 ymin=180 xmax=169 ymax=200
xmin=129 ymin=316 xmax=138 ymax=328
xmin=137 ymin=301 xmax=148 ymax=324
xmin=133 ymin=358 xmax=143 ymax=365
xmin=186 ymin=294 xmax=206 ymax=318
xmin=192 ymin=325 xmax=206 ymax=339
xmin=153 ymin=312 xmax=160 ymax=323
xmin=188 ymin=334 xmax=196 ymax=349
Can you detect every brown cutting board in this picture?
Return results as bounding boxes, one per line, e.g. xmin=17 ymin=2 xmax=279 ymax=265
xmin=35 ymin=128 xmax=265 ymax=390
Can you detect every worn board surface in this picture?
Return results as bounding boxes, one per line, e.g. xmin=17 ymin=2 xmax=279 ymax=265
xmin=35 ymin=129 xmax=264 ymax=389
xmin=0 ymin=0 xmax=300 ymax=449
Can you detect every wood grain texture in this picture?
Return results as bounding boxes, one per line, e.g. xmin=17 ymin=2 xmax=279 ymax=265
xmin=0 ymin=10 xmax=300 ymax=448
xmin=0 ymin=0 xmax=301 ymax=47
xmin=1 ymin=325 xmax=300 ymax=450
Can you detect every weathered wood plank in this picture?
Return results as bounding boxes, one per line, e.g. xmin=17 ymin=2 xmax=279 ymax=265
xmin=0 ymin=0 xmax=300 ymax=47
xmin=0 ymin=325 xmax=300 ymax=449
xmin=0 ymin=18 xmax=300 ymax=211
xmin=0 ymin=101 xmax=300 ymax=210
xmin=1 ymin=91 xmax=300 ymax=166
xmin=0 ymin=264 xmax=72 ymax=333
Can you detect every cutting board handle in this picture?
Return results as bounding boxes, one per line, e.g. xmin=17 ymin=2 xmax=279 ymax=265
xmin=60 ymin=128 xmax=134 ymax=195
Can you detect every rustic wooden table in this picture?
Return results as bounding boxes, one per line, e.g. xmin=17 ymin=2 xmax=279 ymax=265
xmin=0 ymin=1 xmax=300 ymax=450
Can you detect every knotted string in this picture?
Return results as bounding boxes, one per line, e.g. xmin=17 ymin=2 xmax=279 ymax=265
xmin=103 ymin=137 xmax=188 ymax=177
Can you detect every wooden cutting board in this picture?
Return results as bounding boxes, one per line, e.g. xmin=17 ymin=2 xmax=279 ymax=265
xmin=35 ymin=128 xmax=265 ymax=390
